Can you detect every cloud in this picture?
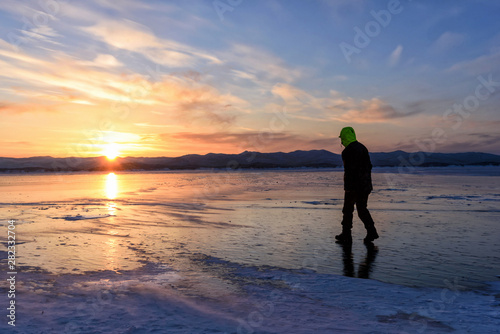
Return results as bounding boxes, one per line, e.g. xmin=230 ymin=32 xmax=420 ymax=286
xmin=93 ymin=54 xmax=124 ymax=67
xmin=468 ymin=132 xmax=500 ymax=144
xmin=224 ymin=44 xmax=302 ymax=84
xmin=271 ymin=83 xmax=345 ymax=114
xmin=0 ymin=39 xmax=246 ymax=124
xmin=28 ymin=25 xmax=60 ymax=38
xmin=82 ymin=19 xmax=221 ymax=67
xmin=77 ymin=54 xmax=124 ymax=68
xmin=169 ymin=132 xmax=264 ymax=145
xmin=93 ymin=0 xmax=151 ymax=13
xmin=431 ymin=32 xmax=465 ymax=54
xmin=447 ymin=50 xmax=500 ymax=75
xmin=394 ymin=124 xmax=500 ymax=155
xmin=269 ymin=83 xmax=422 ymax=124
xmin=0 ymin=102 xmax=59 ymax=114
xmin=422 ymin=132 xmax=500 ymax=154
xmin=388 ymin=45 xmax=403 ymax=67
xmin=335 ymin=98 xmax=423 ymax=123
xmin=20 ymin=25 xmax=62 ymax=46
xmin=58 ymin=1 xmax=108 ymax=24
xmin=0 ymin=54 xmax=150 ymax=105
xmin=84 ymin=19 xmax=162 ymax=50
xmin=269 ymin=83 xmax=335 ymax=121
xmin=159 ymin=131 xmax=337 ymax=154
xmin=272 ymin=83 xmax=315 ymax=104
xmin=0 ymin=39 xmax=48 ymax=66
xmin=231 ymin=69 xmax=258 ymax=81
xmin=134 ymin=123 xmax=176 ymax=129
xmin=147 ymin=76 xmax=248 ymax=125
xmin=0 ymin=1 xmax=62 ymax=47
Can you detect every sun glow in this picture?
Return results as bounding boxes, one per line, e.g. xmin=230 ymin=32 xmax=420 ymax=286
xmin=103 ymin=143 xmax=120 ymax=160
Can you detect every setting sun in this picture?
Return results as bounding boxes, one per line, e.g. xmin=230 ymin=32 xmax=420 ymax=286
xmin=103 ymin=143 xmax=120 ymax=160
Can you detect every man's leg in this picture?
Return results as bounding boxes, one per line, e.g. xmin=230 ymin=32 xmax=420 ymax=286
xmin=336 ymin=191 xmax=356 ymax=243
xmin=341 ymin=191 xmax=356 ymax=230
xmin=355 ymin=192 xmax=379 ymax=242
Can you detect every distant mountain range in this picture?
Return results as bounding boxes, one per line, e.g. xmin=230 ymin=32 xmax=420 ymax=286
xmin=1 ymin=150 xmax=500 ymax=172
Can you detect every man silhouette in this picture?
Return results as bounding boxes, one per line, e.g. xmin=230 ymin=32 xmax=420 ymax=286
xmin=335 ymin=127 xmax=379 ymax=244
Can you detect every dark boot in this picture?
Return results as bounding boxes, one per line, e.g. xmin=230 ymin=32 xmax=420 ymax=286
xmin=335 ymin=229 xmax=352 ymax=244
xmin=363 ymin=227 xmax=379 ymax=243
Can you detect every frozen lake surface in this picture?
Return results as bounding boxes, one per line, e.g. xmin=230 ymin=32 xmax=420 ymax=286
xmin=0 ymin=167 xmax=499 ymax=333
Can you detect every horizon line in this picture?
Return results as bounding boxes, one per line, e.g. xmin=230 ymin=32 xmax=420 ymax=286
xmin=2 ymin=149 xmax=500 ymax=160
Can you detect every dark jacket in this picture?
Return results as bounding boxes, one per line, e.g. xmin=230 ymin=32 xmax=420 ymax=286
xmin=342 ymin=141 xmax=373 ymax=193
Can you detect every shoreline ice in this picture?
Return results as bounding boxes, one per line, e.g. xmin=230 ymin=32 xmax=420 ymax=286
xmin=1 ymin=255 xmax=499 ymax=333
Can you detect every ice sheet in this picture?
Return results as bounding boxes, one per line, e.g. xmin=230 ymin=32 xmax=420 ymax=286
xmin=0 ymin=168 xmax=499 ymax=332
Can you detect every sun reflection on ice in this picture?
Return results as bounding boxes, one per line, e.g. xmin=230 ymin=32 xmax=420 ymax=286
xmin=104 ymin=237 xmax=118 ymax=271
xmin=104 ymin=173 xmax=119 ymax=216
xmin=107 ymin=202 xmax=117 ymax=216
xmin=105 ymin=172 xmax=118 ymax=199
xmin=103 ymin=174 xmax=122 ymax=271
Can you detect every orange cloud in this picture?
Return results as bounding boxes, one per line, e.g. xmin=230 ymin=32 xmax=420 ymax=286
xmin=336 ymin=98 xmax=420 ymax=123
xmin=0 ymin=39 xmax=246 ymax=125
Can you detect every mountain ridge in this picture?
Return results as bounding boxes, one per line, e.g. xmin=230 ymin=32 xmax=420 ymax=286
xmin=1 ymin=150 xmax=500 ymax=172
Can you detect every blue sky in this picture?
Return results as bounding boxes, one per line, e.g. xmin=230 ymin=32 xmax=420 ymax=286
xmin=0 ymin=0 xmax=499 ymax=157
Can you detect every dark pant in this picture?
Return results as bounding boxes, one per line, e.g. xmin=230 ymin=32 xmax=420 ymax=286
xmin=341 ymin=191 xmax=375 ymax=231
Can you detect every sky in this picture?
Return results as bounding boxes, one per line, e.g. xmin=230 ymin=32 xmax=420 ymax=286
xmin=1 ymin=0 xmax=500 ymax=158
